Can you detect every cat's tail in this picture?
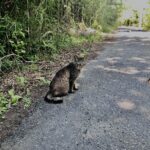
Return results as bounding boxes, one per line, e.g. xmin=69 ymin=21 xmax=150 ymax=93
xmin=44 ymin=90 xmax=63 ymax=104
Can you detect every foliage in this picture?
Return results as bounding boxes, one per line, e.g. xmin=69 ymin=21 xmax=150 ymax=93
xmin=0 ymin=0 xmax=122 ymax=73
xmin=0 ymin=89 xmax=22 ymax=118
xmin=0 ymin=84 xmax=32 ymax=118
xmin=36 ymin=77 xmax=50 ymax=85
xmin=0 ymin=92 xmax=9 ymax=118
xmin=120 ymin=1 xmax=150 ymax=30
xmin=16 ymin=76 xmax=28 ymax=86
xmin=23 ymin=97 xmax=31 ymax=109
xmin=143 ymin=8 xmax=150 ymax=30
xmin=121 ymin=10 xmax=139 ymax=26
xmin=8 ymin=89 xmax=22 ymax=106
xmin=0 ymin=0 xmax=122 ymax=117
xmin=83 ymin=0 xmax=122 ymax=31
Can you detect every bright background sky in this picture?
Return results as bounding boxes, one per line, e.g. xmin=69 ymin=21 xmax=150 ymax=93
xmin=123 ymin=0 xmax=149 ymax=9
xmin=121 ymin=0 xmax=150 ymax=22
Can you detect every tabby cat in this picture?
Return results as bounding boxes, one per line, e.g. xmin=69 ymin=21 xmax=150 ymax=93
xmin=44 ymin=55 xmax=85 ymax=104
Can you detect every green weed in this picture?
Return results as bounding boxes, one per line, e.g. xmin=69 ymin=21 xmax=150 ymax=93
xmin=0 ymin=92 xmax=9 ymax=119
xmin=37 ymin=77 xmax=50 ymax=85
xmin=23 ymin=97 xmax=31 ymax=109
xmin=16 ymin=76 xmax=28 ymax=86
xmin=8 ymin=89 xmax=22 ymax=106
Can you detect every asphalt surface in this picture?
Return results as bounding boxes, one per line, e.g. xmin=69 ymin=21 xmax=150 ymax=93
xmin=1 ymin=30 xmax=150 ymax=150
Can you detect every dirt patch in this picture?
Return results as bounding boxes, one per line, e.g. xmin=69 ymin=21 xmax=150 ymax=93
xmin=0 ymin=36 xmax=114 ymax=144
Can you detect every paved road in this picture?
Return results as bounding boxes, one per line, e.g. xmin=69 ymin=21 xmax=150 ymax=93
xmin=1 ymin=30 xmax=150 ymax=150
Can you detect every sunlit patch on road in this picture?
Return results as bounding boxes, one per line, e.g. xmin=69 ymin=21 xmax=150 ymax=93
xmin=96 ymin=65 xmax=140 ymax=75
xmin=130 ymin=90 xmax=145 ymax=97
xmin=117 ymin=100 xmax=136 ymax=110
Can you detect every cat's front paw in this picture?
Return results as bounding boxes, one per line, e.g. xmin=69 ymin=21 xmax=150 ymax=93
xmin=74 ymin=87 xmax=78 ymax=91
xmin=69 ymin=90 xmax=75 ymax=94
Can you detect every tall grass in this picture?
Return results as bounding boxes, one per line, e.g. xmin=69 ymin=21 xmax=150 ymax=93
xmin=0 ymin=0 xmax=122 ymax=73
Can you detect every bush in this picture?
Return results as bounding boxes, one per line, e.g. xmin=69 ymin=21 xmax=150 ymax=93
xmin=143 ymin=8 xmax=150 ymax=30
xmin=0 ymin=16 xmax=27 ymax=72
xmin=0 ymin=16 xmax=26 ymax=56
xmin=0 ymin=0 xmax=122 ymax=73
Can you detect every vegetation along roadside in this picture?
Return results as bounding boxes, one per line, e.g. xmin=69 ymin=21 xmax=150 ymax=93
xmin=0 ymin=0 xmax=122 ymax=143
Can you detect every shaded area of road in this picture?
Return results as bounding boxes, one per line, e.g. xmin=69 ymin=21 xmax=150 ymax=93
xmin=1 ymin=30 xmax=150 ymax=150
xmin=118 ymin=26 xmax=145 ymax=32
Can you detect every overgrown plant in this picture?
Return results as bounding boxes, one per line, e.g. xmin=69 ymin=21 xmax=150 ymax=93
xmin=0 ymin=0 xmax=122 ymax=117
xmin=0 ymin=92 xmax=9 ymax=118
xmin=0 ymin=0 xmax=122 ymax=68
xmin=143 ymin=7 xmax=150 ymax=30
xmin=8 ymin=89 xmax=22 ymax=106
xmin=0 ymin=15 xmax=26 ymax=72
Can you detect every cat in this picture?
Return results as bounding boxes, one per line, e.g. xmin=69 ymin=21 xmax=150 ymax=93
xmin=44 ymin=55 xmax=85 ymax=104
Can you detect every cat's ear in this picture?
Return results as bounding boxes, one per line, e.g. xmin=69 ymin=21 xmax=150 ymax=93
xmin=74 ymin=55 xmax=79 ymax=62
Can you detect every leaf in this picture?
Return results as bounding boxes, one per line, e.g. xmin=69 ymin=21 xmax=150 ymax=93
xmin=16 ymin=76 xmax=27 ymax=86
xmin=8 ymin=89 xmax=15 ymax=97
xmin=23 ymin=97 xmax=31 ymax=109
xmin=8 ymin=40 xmax=14 ymax=44
xmin=36 ymin=77 xmax=50 ymax=85
xmin=41 ymin=31 xmax=53 ymax=39
xmin=11 ymin=95 xmax=22 ymax=105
